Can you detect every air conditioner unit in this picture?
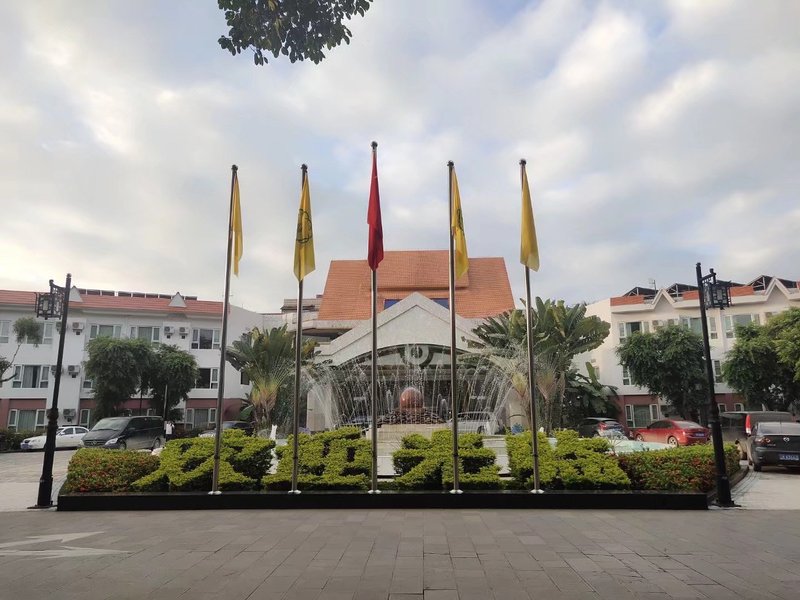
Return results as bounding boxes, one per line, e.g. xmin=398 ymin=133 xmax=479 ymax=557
xmin=50 ymin=365 xmax=61 ymax=376
xmin=164 ymin=326 xmax=175 ymax=337
xmin=178 ymin=326 xmax=189 ymax=338
xmin=67 ymin=365 xmax=81 ymax=377
xmin=72 ymin=321 xmax=84 ymax=334
xmin=63 ymin=408 xmax=76 ymax=421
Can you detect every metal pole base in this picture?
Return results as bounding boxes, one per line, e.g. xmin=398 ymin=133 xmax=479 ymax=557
xmin=713 ymin=500 xmax=737 ymax=508
xmin=207 ymin=490 xmax=222 ymax=496
xmin=449 ymin=488 xmax=463 ymax=495
xmin=28 ymin=503 xmax=54 ymax=510
xmin=288 ymin=489 xmax=302 ymax=495
xmin=367 ymin=489 xmax=382 ymax=495
xmin=530 ymin=488 xmax=545 ymax=494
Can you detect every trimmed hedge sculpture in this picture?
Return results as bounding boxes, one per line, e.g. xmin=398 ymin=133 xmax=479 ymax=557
xmin=617 ymin=443 xmax=740 ymax=492
xmin=506 ymin=430 xmax=631 ymax=490
xmin=392 ymin=430 xmax=503 ymax=490
xmin=62 ymin=449 xmax=160 ymax=493
xmin=263 ymin=427 xmax=372 ymax=491
xmin=132 ymin=430 xmax=275 ymax=492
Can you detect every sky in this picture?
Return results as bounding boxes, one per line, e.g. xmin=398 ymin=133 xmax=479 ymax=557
xmin=1 ymin=0 xmax=799 ymax=312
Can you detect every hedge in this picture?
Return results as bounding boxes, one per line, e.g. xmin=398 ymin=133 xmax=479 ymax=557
xmin=617 ymin=443 xmax=740 ymax=493
xmin=61 ymin=449 xmax=160 ymax=493
xmin=132 ymin=430 xmax=275 ymax=492
xmin=263 ymin=427 xmax=372 ymax=491
xmin=505 ymin=430 xmax=630 ymax=490
xmin=392 ymin=430 xmax=502 ymax=490
xmin=0 ymin=429 xmax=39 ymax=451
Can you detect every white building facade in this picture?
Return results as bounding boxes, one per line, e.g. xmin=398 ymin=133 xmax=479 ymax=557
xmin=581 ymin=275 xmax=800 ymax=429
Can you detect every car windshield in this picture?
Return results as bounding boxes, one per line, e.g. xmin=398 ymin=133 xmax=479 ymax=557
xmin=91 ymin=418 xmax=129 ymax=431
xmin=676 ymin=421 xmax=703 ymax=429
xmin=758 ymin=422 xmax=800 ymax=435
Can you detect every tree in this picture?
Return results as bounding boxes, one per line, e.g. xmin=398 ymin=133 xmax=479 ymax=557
xmin=85 ymin=337 xmax=153 ymax=420
xmin=0 ymin=318 xmax=42 ymax=383
xmin=226 ymin=326 xmax=295 ymax=429
xmin=723 ymin=309 xmax=800 ymax=411
xmin=218 ymin=0 xmax=374 ymax=66
xmin=472 ymin=298 xmax=611 ymax=432
xmin=147 ymin=345 xmax=199 ymax=420
xmin=562 ymin=363 xmax=620 ymax=427
xmin=616 ymin=325 xmax=707 ymax=421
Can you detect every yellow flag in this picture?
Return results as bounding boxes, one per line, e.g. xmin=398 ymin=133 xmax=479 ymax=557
xmin=293 ymin=171 xmax=315 ymax=281
xmin=520 ymin=164 xmax=540 ymax=271
xmin=451 ymin=167 xmax=469 ymax=279
xmin=231 ymin=169 xmax=243 ymax=276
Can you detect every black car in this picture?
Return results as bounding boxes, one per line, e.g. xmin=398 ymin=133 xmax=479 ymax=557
xmin=81 ymin=416 xmax=165 ymax=450
xmin=719 ymin=411 xmax=795 ymax=459
xmin=577 ymin=417 xmax=630 ymax=439
xmin=199 ymin=421 xmax=254 ymax=437
xmin=747 ymin=421 xmax=800 ymax=471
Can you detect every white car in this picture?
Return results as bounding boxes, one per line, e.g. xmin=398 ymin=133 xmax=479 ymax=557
xmin=447 ymin=412 xmax=500 ymax=435
xmin=20 ymin=426 xmax=89 ymax=451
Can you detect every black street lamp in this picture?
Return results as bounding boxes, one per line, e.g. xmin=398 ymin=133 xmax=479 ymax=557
xmin=32 ymin=274 xmax=71 ymax=509
xmin=695 ymin=263 xmax=734 ymax=507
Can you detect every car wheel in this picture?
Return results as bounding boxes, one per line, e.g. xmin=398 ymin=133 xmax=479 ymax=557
xmin=477 ymin=426 xmax=484 ymax=435
xmin=152 ymin=438 xmax=162 ymax=450
xmin=753 ymin=462 xmax=762 ymax=472
xmin=592 ymin=432 xmax=600 ymax=437
xmin=667 ymin=436 xmax=678 ymax=448
xmin=635 ymin=434 xmax=644 ymax=441
xmin=118 ymin=441 xmax=127 ymax=451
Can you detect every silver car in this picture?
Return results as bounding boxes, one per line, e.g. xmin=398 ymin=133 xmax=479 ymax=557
xmin=448 ymin=411 xmax=500 ymax=435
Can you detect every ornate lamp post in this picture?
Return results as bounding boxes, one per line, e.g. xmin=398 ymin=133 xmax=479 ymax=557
xmin=32 ymin=274 xmax=71 ymax=508
xmin=695 ymin=263 xmax=734 ymax=507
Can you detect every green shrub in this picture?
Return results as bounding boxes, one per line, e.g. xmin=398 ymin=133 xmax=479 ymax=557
xmin=132 ymin=430 xmax=275 ymax=492
xmin=0 ymin=429 xmax=39 ymax=451
xmin=505 ymin=430 xmax=630 ymax=490
xmin=263 ymin=427 xmax=372 ymax=491
xmin=617 ymin=443 xmax=740 ymax=492
xmin=62 ymin=449 xmax=160 ymax=493
xmin=392 ymin=430 xmax=502 ymax=490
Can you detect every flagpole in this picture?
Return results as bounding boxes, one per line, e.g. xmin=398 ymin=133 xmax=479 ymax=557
xmin=447 ymin=161 xmax=462 ymax=494
xmin=369 ymin=142 xmax=380 ymax=495
xmin=291 ymin=164 xmax=308 ymax=495
xmin=520 ymin=159 xmax=543 ymax=493
xmin=210 ymin=164 xmax=237 ymax=495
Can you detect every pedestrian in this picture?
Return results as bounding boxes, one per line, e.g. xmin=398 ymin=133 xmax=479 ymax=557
xmin=165 ymin=420 xmax=174 ymax=441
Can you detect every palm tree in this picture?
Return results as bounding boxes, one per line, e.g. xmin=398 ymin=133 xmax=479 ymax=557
xmin=226 ymin=326 xmax=295 ymax=430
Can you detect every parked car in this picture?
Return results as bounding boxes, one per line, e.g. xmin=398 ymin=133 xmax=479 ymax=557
xmin=632 ymin=419 xmax=709 ymax=447
xmin=719 ymin=410 xmax=796 ymax=459
xmin=577 ymin=418 xmax=630 ymax=439
xmin=746 ymin=421 xmax=800 ymax=471
xmin=199 ymin=421 xmax=254 ymax=438
xmin=81 ymin=416 xmax=165 ymax=450
xmin=20 ymin=426 xmax=89 ymax=451
xmin=447 ymin=411 xmax=499 ymax=435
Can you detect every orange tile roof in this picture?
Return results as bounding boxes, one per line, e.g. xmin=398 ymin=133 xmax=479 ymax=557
xmin=0 ymin=289 xmax=222 ymax=316
xmin=317 ymin=251 xmax=514 ymax=320
xmin=610 ymin=295 xmax=646 ymax=306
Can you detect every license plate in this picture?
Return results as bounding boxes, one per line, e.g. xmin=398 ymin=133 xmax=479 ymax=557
xmin=693 ymin=433 xmax=706 ymax=437
xmin=779 ymin=454 xmax=799 ymax=461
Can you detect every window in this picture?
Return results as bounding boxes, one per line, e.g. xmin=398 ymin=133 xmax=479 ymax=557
xmin=82 ymin=377 xmax=94 ymax=390
xmin=651 ymin=319 xmax=677 ymax=331
xmin=19 ymin=322 xmax=54 ymax=345
xmin=7 ymin=409 xmax=45 ymax=431
xmin=717 ymin=403 xmax=727 ymax=412
xmin=713 ymin=360 xmax=723 ymax=384
xmin=618 ymin=321 xmax=649 ymax=339
xmin=680 ymin=316 xmax=717 ymax=339
xmin=724 ymin=314 xmax=760 ymax=339
xmin=89 ymin=324 xmax=122 ymax=340
xmin=185 ymin=407 xmax=217 ymax=429
xmin=12 ymin=365 xmax=49 ymax=388
xmin=192 ymin=328 xmax=220 ymax=350
xmin=733 ymin=402 xmax=744 ymax=411
xmin=0 ymin=320 xmax=10 ymax=344
xmin=195 ymin=368 xmax=219 ymax=389
xmin=383 ymin=299 xmax=400 ymax=309
xmin=432 ymin=298 xmax=449 ymax=309
xmin=240 ymin=371 xmax=250 ymax=385
xmin=624 ymin=405 xmax=634 ymax=428
xmin=130 ymin=326 xmax=160 ymax=344
xmin=650 ymin=404 xmax=661 ymax=420
xmin=79 ymin=409 xmax=91 ymax=427
xmin=622 ymin=366 xmax=631 ymax=386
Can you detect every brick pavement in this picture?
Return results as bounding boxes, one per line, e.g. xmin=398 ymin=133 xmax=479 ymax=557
xmin=1 ymin=509 xmax=799 ymax=600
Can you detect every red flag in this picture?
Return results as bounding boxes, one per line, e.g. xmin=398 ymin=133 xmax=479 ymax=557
xmin=367 ymin=147 xmax=383 ymax=270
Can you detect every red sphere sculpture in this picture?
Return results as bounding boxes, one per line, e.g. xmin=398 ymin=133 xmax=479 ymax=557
xmin=398 ymin=387 xmax=423 ymax=413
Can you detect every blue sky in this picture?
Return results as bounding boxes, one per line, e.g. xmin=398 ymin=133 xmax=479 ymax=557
xmin=1 ymin=1 xmax=799 ymax=311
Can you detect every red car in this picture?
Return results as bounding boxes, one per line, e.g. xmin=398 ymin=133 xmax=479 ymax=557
xmin=632 ymin=419 xmax=709 ymax=447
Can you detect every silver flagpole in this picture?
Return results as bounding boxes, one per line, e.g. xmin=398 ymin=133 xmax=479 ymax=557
xmin=447 ymin=161 xmax=461 ymax=494
xmin=369 ymin=142 xmax=380 ymax=494
xmin=521 ymin=159 xmax=543 ymax=493
xmin=211 ymin=164 xmax=237 ymax=495
xmin=290 ymin=165 xmax=308 ymax=495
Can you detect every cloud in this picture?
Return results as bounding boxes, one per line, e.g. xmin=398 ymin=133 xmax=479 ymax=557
xmin=0 ymin=0 xmax=798 ymax=314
